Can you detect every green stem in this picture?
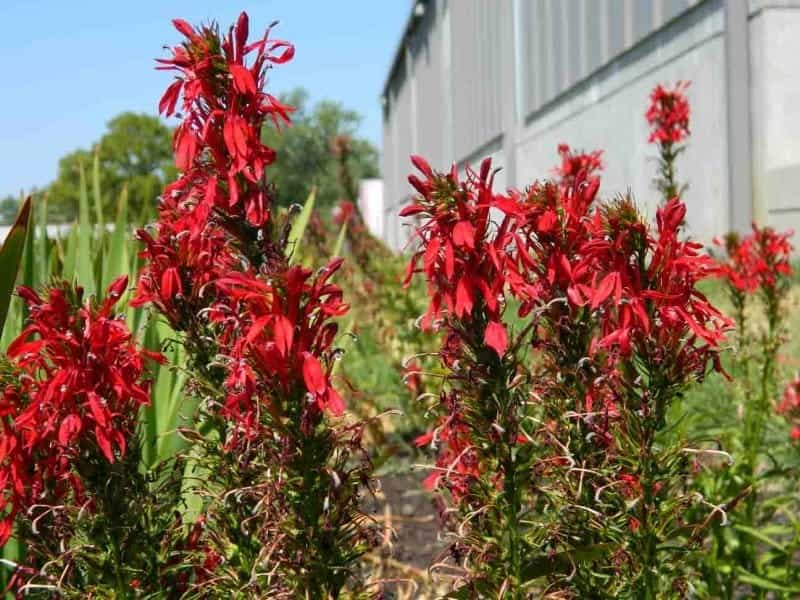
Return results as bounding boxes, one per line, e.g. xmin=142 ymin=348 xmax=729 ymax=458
xmin=503 ymin=449 xmax=522 ymax=599
xmin=639 ymin=424 xmax=659 ymax=600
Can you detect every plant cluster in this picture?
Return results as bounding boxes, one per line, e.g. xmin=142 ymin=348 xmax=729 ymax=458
xmin=2 ymin=18 xmax=800 ymax=598
xmin=0 ymin=13 xmax=379 ymax=598
xmin=402 ymin=132 xmax=732 ymax=596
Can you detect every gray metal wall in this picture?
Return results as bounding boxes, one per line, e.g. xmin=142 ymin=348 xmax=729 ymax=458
xmin=450 ymin=2 xmax=510 ymax=161
xmin=519 ymin=0 xmax=696 ymax=116
xmin=380 ymin=0 xmax=800 ymax=249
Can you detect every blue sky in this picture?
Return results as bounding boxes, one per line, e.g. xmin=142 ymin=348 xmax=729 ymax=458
xmin=0 ymin=1 xmax=409 ymax=198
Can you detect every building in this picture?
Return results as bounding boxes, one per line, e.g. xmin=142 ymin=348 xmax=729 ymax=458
xmin=379 ymin=0 xmax=800 ymax=251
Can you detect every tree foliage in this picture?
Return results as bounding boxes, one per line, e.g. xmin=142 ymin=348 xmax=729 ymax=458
xmin=262 ymin=88 xmax=379 ymax=209
xmin=47 ymin=112 xmax=176 ymax=223
xmin=0 ymin=196 xmax=20 ymax=226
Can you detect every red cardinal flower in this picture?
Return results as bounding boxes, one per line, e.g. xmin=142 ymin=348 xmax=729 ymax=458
xmin=714 ymin=225 xmax=793 ymax=294
xmin=208 ymin=259 xmax=349 ymax=441
xmin=0 ymin=279 xmax=156 ymax=546
xmin=646 ymin=81 xmax=691 ymax=144
xmin=553 ymin=143 xmax=604 ymax=193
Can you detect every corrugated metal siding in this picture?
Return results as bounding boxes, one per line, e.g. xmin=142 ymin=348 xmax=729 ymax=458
xmin=565 ymin=0 xmax=583 ymax=89
xmin=384 ymin=53 xmax=414 ymax=250
xmin=585 ymin=0 xmax=605 ymax=73
xmin=662 ymin=0 xmax=692 ymax=23
xmin=521 ymin=0 xmax=697 ymax=117
xmin=381 ymin=0 xmax=707 ymax=250
xmin=607 ymin=0 xmax=626 ymax=57
xmin=633 ymin=1 xmax=654 ymax=41
xmin=450 ymin=1 xmax=508 ymax=161
xmin=409 ymin=2 xmax=445 ymax=168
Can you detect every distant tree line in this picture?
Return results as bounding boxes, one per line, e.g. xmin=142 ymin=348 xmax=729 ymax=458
xmin=0 ymin=88 xmax=379 ymax=225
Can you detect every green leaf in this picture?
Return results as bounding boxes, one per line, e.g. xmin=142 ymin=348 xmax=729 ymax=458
xmin=20 ymin=196 xmax=36 ymax=291
xmin=332 ymin=222 xmax=348 ymax=257
xmin=0 ymin=197 xmax=32 ymax=337
xmin=520 ymin=543 xmax=612 ymax=580
xmin=103 ymin=186 xmax=129 ymax=288
xmin=62 ymin=224 xmax=79 ymax=284
xmin=733 ymin=524 xmax=788 ymax=554
xmin=139 ymin=318 xmax=161 ymax=467
xmin=286 ymin=187 xmax=315 ymax=263
xmin=92 ymin=147 xmax=105 ymax=230
xmin=36 ymin=193 xmax=50 ymax=281
xmin=736 ymin=570 xmax=800 ymax=593
xmin=78 ymin=162 xmax=95 ymax=297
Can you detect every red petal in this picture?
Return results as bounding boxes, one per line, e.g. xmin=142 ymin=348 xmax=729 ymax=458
xmin=591 ymin=273 xmax=617 ymax=309
xmin=96 ymin=426 xmax=115 ymax=463
xmin=158 ymin=80 xmax=183 ymax=117
xmin=267 ymin=40 xmax=295 ymax=64
xmin=58 ymin=414 xmax=82 ymax=446
xmin=302 ymin=353 xmax=327 ymax=395
xmin=453 ymin=221 xmax=476 ymax=249
xmin=235 ymin=12 xmax=249 ymax=54
xmin=444 ymin=241 xmax=455 ymax=279
xmin=415 ymin=430 xmax=434 ymax=447
xmin=323 ymin=387 xmax=345 ymax=416
xmin=172 ymin=19 xmax=196 ymax=39
xmin=484 ymin=321 xmax=508 ymax=357
xmin=230 ymin=63 xmax=257 ymax=95
xmin=455 ymin=278 xmax=473 ymax=318
xmin=274 ymin=315 xmax=294 ymax=357
xmin=411 ymin=154 xmax=433 ymax=178
xmin=399 ymin=204 xmax=425 ymax=217
xmin=106 ymin=275 xmax=129 ymax=302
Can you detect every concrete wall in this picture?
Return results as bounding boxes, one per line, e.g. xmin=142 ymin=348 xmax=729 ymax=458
xmin=750 ymin=3 xmax=800 ymax=235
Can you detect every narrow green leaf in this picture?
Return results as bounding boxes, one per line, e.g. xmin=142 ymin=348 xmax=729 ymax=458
xmin=736 ymin=570 xmax=800 ymax=593
xmin=36 ymin=193 xmax=50 ymax=280
xmin=733 ymin=524 xmax=787 ymax=554
xmin=20 ymin=196 xmax=36 ymax=290
xmin=156 ymin=371 xmax=193 ymax=462
xmin=78 ymin=162 xmax=95 ymax=297
xmin=0 ymin=298 xmax=21 ymax=351
xmin=286 ymin=187 xmax=316 ymax=263
xmin=62 ymin=225 xmax=79 ymax=284
xmin=332 ymin=222 xmax=348 ymax=257
xmin=0 ymin=197 xmax=32 ymax=336
xmin=520 ymin=543 xmax=612 ymax=580
xmin=139 ymin=317 xmax=161 ymax=467
xmin=92 ymin=147 xmax=105 ymax=230
xmin=103 ymin=186 xmax=130 ymax=288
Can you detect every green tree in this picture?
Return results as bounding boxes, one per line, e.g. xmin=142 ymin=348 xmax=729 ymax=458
xmin=0 ymin=195 xmax=20 ymax=226
xmin=262 ymin=88 xmax=379 ymax=209
xmin=48 ymin=113 xmax=176 ymax=223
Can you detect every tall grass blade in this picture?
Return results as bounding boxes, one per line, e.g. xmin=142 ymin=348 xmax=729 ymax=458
xmin=0 ymin=197 xmax=31 ymax=337
xmin=78 ymin=162 xmax=95 ymax=297
xmin=286 ymin=187 xmax=316 ymax=264
xmin=103 ymin=186 xmax=130 ymax=288
xmin=92 ymin=147 xmax=105 ymax=230
xmin=332 ymin=222 xmax=348 ymax=257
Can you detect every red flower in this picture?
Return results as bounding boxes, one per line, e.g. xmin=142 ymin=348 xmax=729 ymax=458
xmin=646 ymin=81 xmax=691 ymax=144
xmin=403 ymin=156 xmax=510 ymax=354
xmin=415 ymin=399 xmax=480 ymax=503
xmin=0 ymin=278 xmax=156 ymax=546
xmin=136 ymin=12 xmax=296 ymax=323
xmin=778 ymin=374 xmax=800 ymax=443
xmin=714 ymin=225 xmax=793 ymax=294
xmin=553 ymin=143 xmax=604 ymax=193
xmin=208 ymin=259 xmax=349 ymax=440
xmin=332 ymin=200 xmax=355 ymax=226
